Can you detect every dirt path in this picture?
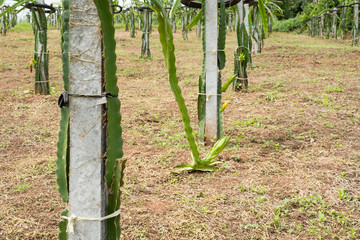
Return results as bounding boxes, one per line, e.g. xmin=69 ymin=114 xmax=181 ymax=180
xmin=0 ymin=28 xmax=359 ymax=239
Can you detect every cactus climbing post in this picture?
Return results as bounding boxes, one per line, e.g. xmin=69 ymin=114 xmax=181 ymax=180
xmin=205 ymin=0 xmax=218 ymax=143
xmin=320 ymin=15 xmax=324 ymax=38
xmin=196 ymin=11 xmax=201 ymax=37
xmin=68 ymin=0 xmax=106 ymax=238
xmin=25 ymin=1 xmax=54 ymax=95
xmin=244 ymin=2 xmax=249 ymax=35
xmin=353 ymin=2 xmax=359 ymax=46
xmin=182 ymin=8 xmax=188 ymax=40
xmin=331 ymin=8 xmax=338 ymax=39
xmin=325 ymin=12 xmax=330 ymax=39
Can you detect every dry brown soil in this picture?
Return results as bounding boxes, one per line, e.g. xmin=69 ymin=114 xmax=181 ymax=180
xmin=0 ymin=26 xmax=360 ymax=239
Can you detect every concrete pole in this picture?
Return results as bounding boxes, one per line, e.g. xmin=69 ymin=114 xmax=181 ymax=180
xmin=138 ymin=14 xmax=141 ymax=30
xmin=68 ymin=0 xmax=106 ymax=239
xmin=130 ymin=11 xmax=135 ymax=38
xmin=240 ymin=1 xmax=244 ymax=24
xmin=253 ymin=7 xmax=259 ymax=53
xmin=205 ymin=0 xmax=218 ymax=143
xmin=342 ymin=6 xmax=347 ymax=39
xmin=34 ymin=0 xmax=49 ymax=94
xmin=326 ymin=13 xmax=330 ymax=38
xmin=354 ymin=2 xmax=359 ymax=46
xmin=268 ymin=15 xmax=272 ymax=34
xmin=320 ymin=15 xmax=324 ymax=38
xmin=244 ymin=3 xmax=250 ymax=35
xmin=332 ymin=8 xmax=337 ymax=39
xmin=1 ymin=13 xmax=5 ymax=36
xmin=196 ymin=15 xmax=201 ymax=38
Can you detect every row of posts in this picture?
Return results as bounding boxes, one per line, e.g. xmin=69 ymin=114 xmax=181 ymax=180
xmin=0 ymin=6 xmax=17 ymax=36
xmin=308 ymin=2 xmax=359 ymax=46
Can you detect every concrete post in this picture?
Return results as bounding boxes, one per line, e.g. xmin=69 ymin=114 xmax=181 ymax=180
xmin=268 ymin=15 xmax=272 ymax=34
xmin=34 ymin=0 xmax=49 ymax=94
xmin=196 ymin=12 xmax=201 ymax=38
xmin=138 ymin=15 xmax=141 ymax=30
xmin=205 ymin=0 xmax=218 ymax=143
xmin=342 ymin=6 xmax=347 ymax=39
xmin=130 ymin=11 xmax=135 ymax=38
xmin=320 ymin=15 xmax=324 ymax=38
xmin=237 ymin=0 xmax=244 ymax=25
xmin=332 ymin=8 xmax=337 ymax=39
xmin=253 ymin=7 xmax=259 ymax=53
xmin=326 ymin=13 xmax=330 ymax=39
xmin=68 ymin=0 xmax=106 ymax=239
xmin=354 ymin=2 xmax=359 ymax=46
xmin=244 ymin=3 xmax=250 ymax=35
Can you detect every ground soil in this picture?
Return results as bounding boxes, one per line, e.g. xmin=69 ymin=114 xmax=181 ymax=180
xmin=0 ymin=26 xmax=359 ymax=239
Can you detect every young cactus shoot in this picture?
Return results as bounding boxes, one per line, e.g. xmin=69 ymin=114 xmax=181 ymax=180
xmin=151 ymin=0 xmax=230 ymax=172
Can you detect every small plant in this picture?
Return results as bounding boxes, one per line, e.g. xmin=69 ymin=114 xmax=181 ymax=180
xmin=152 ymin=0 xmax=230 ymax=172
xmin=266 ymin=91 xmax=278 ymax=101
xmin=14 ymin=183 xmax=30 ymax=192
xmin=338 ymin=187 xmax=349 ymax=200
xmin=325 ymin=86 xmax=344 ymax=92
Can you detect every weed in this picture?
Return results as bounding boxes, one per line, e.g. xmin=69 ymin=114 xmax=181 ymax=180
xmin=14 ymin=183 xmax=30 ymax=192
xmin=325 ymin=86 xmax=344 ymax=93
xmin=266 ymin=91 xmax=278 ymax=102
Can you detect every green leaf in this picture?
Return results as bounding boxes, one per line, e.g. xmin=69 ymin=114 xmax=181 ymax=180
xmin=56 ymin=0 xmax=70 ymax=204
xmin=186 ymin=9 xmax=202 ymax=30
xmin=58 ymin=209 xmax=68 ymax=240
xmin=0 ymin=0 xmax=28 ymax=18
xmin=258 ymin=0 xmax=268 ymax=38
xmin=93 ymin=0 xmax=124 ymax=239
xmin=173 ymin=163 xmax=195 ymax=171
xmin=173 ymin=163 xmax=218 ymax=172
xmin=201 ymin=136 xmax=230 ymax=164
xmin=197 ymin=75 xmax=206 ymax=142
xmin=151 ymin=0 xmax=201 ymax=165
xmin=56 ymin=108 xmax=69 ymax=202
xmin=174 ymin=163 xmax=218 ymax=172
xmin=221 ymin=74 xmax=236 ymax=93
xmin=170 ymin=0 xmax=181 ymax=19
xmin=217 ymin=0 xmax=226 ymax=70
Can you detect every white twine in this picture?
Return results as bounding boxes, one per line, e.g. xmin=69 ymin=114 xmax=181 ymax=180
xmin=198 ymin=93 xmax=222 ymax=101
xmin=204 ymin=49 xmax=225 ymax=55
xmin=61 ymin=209 xmax=121 ymax=233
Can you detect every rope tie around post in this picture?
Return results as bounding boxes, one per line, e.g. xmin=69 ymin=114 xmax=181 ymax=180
xmin=62 ymin=209 xmax=121 ymax=233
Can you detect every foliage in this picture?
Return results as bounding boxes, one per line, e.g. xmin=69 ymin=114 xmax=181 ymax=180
xmin=273 ymin=17 xmax=302 ymax=32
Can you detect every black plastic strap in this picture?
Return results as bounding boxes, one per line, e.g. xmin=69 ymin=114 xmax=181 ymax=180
xmin=180 ymin=0 xmax=240 ymax=9
xmin=249 ymin=1 xmax=258 ymax=7
xmin=349 ymin=2 xmax=360 ymax=6
xmin=58 ymin=91 xmax=118 ymax=108
xmin=58 ymin=91 xmax=69 ymax=108
xmin=25 ymin=3 xmax=56 ymax=13
xmin=137 ymin=6 xmax=154 ymax=12
xmin=112 ymin=4 xmax=122 ymax=14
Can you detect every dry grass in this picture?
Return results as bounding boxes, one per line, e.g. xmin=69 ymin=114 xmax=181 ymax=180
xmin=0 ymin=25 xmax=359 ymax=239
